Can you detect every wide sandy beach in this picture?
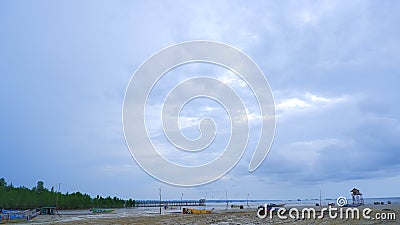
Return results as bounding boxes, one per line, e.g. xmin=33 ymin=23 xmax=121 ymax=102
xmin=17 ymin=204 xmax=398 ymax=225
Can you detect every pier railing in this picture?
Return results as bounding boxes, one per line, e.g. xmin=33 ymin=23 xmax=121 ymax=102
xmin=135 ymin=199 xmax=206 ymax=207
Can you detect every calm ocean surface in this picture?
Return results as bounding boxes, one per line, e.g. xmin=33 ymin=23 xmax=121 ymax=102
xmin=58 ymin=197 xmax=400 ymax=217
xmin=205 ymin=197 xmax=400 ymax=210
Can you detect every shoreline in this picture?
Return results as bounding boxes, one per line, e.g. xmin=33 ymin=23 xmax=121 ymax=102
xmin=12 ymin=203 xmax=398 ymax=225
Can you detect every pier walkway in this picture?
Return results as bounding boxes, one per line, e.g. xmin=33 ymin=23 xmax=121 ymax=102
xmin=135 ymin=199 xmax=206 ymax=207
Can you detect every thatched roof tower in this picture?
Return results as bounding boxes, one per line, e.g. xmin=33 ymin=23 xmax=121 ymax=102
xmin=350 ymin=188 xmax=364 ymax=205
xmin=350 ymin=188 xmax=362 ymax=195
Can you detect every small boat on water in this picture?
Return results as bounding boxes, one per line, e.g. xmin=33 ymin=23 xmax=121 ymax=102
xmin=268 ymin=203 xmax=285 ymax=207
xmin=165 ymin=210 xmax=181 ymax=214
xmin=164 ymin=206 xmax=181 ymax=214
xmin=90 ymin=208 xmax=114 ymax=213
xmin=342 ymin=203 xmax=362 ymax=207
xmin=231 ymin=205 xmax=244 ymax=209
xmin=145 ymin=211 xmax=161 ymax=214
xmin=182 ymin=208 xmax=214 ymax=214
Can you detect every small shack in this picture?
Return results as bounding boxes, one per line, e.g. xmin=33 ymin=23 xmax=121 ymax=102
xmin=350 ymin=188 xmax=364 ymax=206
xmin=40 ymin=207 xmax=56 ymax=215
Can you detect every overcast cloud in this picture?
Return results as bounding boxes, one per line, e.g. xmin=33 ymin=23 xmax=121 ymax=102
xmin=1 ymin=0 xmax=399 ymax=200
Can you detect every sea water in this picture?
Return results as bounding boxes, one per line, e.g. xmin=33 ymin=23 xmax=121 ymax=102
xmin=55 ymin=197 xmax=399 ymax=217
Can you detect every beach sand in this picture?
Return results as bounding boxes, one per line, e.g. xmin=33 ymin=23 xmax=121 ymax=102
xmin=20 ymin=204 xmax=398 ymax=225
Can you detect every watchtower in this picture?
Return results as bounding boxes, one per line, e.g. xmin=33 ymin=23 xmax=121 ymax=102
xmin=350 ymin=188 xmax=364 ymax=206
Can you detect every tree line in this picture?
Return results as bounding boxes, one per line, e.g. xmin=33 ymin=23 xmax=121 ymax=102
xmin=0 ymin=178 xmax=135 ymax=210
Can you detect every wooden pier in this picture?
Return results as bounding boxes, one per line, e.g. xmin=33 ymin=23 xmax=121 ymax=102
xmin=135 ymin=199 xmax=206 ymax=207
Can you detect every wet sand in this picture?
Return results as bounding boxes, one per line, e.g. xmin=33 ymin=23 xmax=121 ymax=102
xmin=20 ymin=204 xmax=399 ymax=225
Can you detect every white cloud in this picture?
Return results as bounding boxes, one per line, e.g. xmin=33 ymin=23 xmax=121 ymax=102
xmin=178 ymin=116 xmax=200 ymax=129
xmin=218 ymin=72 xmax=247 ymax=88
xmin=276 ymin=92 xmax=349 ymax=119
xmin=277 ymin=98 xmax=311 ymax=110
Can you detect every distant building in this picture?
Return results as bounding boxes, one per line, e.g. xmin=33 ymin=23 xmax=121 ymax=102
xmin=40 ymin=207 xmax=56 ymax=215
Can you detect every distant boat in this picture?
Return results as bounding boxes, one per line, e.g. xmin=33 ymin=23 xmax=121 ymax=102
xmin=267 ymin=203 xmax=285 ymax=208
xmin=90 ymin=208 xmax=114 ymax=213
xmin=165 ymin=210 xmax=182 ymax=214
xmin=182 ymin=208 xmax=214 ymax=214
xmin=342 ymin=203 xmax=362 ymax=207
xmin=164 ymin=206 xmax=181 ymax=214
xmin=145 ymin=211 xmax=160 ymax=214
xmin=231 ymin=204 xmax=244 ymax=209
xmin=164 ymin=205 xmax=179 ymax=210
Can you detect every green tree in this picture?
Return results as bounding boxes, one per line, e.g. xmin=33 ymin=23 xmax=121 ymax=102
xmin=0 ymin=178 xmax=6 ymax=186
xmin=36 ymin=181 xmax=45 ymax=193
xmin=0 ymin=179 xmax=133 ymax=210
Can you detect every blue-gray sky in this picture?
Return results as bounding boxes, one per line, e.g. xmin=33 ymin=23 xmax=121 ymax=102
xmin=1 ymin=1 xmax=399 ymax=200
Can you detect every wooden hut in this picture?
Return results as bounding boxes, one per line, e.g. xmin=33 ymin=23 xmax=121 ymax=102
xmin=40 ymin=207 xmax=56 ymax=215
xmin=350 ymin=188 xmax=364 ymax=206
